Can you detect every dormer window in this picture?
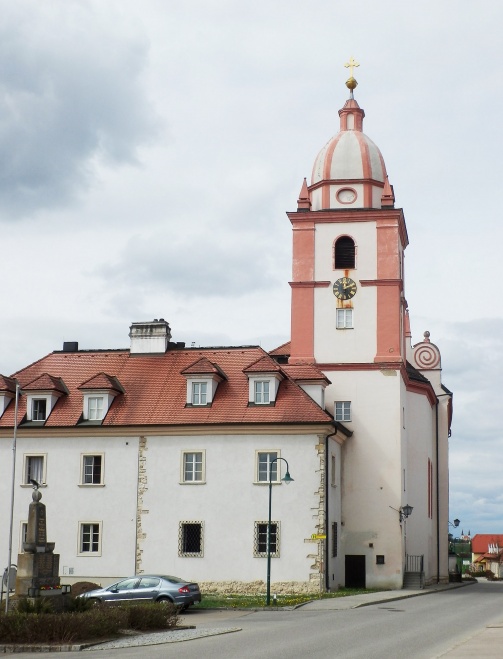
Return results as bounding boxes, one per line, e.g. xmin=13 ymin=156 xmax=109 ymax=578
xmin=23 ymin=374 xmax=68 ymax=424
xmin=181 ymin=357 xmax=226 ymax=407
xmin=254 ymin=381 xmax=270 ymax=404
xmin=87 ymin=396 xmax=104 ymax=421
xmin=0 ymin=375 xmax=16 ymax=419
xmin=192 ymin=382 xmax=207 ymax=406
xmin=32 ymin=399 xmax=47 ymax=421
xmin=78 ymin=373 xmax=124 ymax=424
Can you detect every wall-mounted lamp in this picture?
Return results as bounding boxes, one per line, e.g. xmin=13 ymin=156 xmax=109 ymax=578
xmin=448 ymin=519 xmax=460 ymax=528
xmin=390 ymin=504 xmax=413 ymax=523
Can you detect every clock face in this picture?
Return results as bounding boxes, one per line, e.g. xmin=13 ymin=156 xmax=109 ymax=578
xmin=333 ymin=277 xmax=357 ymax=300
xmin=337 ymin=188 xmax=357 ymax=204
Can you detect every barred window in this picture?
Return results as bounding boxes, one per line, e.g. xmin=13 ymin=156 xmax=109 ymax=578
xmin=254 ymin=521 xmax=280 ymax=557
xmin=179 ymin=522 xmax=203 ymax=557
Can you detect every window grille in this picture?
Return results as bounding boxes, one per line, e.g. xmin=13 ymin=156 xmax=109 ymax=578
xmin=179 ymin=522 xmax=203 ymax=557
xmin=254 ymin=521 xmax=280 ymax=557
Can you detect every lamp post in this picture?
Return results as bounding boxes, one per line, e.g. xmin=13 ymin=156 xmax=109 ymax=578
xmin=266 ymin=457 xmax=293 ymax=606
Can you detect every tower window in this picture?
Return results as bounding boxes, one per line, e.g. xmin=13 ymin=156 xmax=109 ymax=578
xmin=334 ymin=237 xmax=355 ymax=269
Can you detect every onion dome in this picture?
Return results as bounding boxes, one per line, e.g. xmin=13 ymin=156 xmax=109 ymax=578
xmin=309 ymin=78 xmax=392 ymax=211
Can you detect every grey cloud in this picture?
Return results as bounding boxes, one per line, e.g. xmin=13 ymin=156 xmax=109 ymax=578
xmin=97 ymin=230 xmax=287 ymax=298
xmin=0 ymin=4 xmax=158 ymax=219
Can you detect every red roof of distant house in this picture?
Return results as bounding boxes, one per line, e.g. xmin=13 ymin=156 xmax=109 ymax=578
xmin=0 ymin=346 xmax=332 ymax=428
xmin=471 ymin=534 xmax=503 ymax=553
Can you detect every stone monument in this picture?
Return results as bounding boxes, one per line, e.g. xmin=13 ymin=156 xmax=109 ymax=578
xmin=15 ymin=482 xmax=61 ymax=597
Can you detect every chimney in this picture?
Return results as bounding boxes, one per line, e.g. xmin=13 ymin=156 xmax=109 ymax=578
xmin=129 ymin=319 xmax=171 ymax=354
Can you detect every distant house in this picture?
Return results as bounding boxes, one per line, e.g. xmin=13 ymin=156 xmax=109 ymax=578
xmin=471 ymin=534 xmax=503 ymax=576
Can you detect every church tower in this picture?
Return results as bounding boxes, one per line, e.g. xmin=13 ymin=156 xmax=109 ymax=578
xmin=287 ymin=61 xmax=450 ymax=589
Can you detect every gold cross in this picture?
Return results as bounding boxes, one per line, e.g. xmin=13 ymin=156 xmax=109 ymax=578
xmin=344 ymin=56 xmax=360 ymax=78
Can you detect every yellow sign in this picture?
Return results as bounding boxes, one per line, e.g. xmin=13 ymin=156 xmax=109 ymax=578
xmin=311 ymin=534 xmax=326 ymax=540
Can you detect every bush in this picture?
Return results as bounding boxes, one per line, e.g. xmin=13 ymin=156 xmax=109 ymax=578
xmin=0 ymin=602 xmax=178 ymax=644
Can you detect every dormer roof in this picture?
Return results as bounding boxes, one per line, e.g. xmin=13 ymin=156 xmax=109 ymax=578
xmin=181 ymin=357 xmax=227 ymax=379
xmin=78 ymin=373 xmax=125 ymax=393
xmin=282 ymin=364 xmax=331 ymax=385
xmin=243 ymin=355 xmax=282 ymax=374
xmin=0 ymin=375 xmax=17 ymax=393
xmin=23 ymin=374 xmax=68 ymax=395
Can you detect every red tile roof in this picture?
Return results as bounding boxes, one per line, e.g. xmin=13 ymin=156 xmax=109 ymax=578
xmin=0 ymin=347 xmax=332 ymax=428
xmin=472 ymin=534 xmax=503 ymax=553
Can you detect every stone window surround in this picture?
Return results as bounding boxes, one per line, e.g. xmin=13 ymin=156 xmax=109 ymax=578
xmin=180 ymin=450 xmax=206 ymax=484
xmin=21 ymin=453 xmax=47 ymax=487
xmin=77 ymin=521 xmax=102 ymax=556
xmin=254 ymin=521 xmax=280 ymax=558
xmin=79 ymin=453 xmax=105 ymax=487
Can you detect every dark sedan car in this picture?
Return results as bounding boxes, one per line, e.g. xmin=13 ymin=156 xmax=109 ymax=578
xmin=78 ymin=574 xmax=201 ymax=609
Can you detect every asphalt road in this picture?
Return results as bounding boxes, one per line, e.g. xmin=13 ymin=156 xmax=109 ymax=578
xmin=10 ymin=581 xmax=503 ymax=658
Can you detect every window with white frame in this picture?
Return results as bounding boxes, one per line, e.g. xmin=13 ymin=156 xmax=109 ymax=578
xmin=32 ymin=399 xmax=47 ymax=421
xmin=191 ymin=382 xmax=207 ymax=406
xmin=336 ymin=308 xmax=353 ymax=329
xmin=178 ymin=521 xmax=203 ymax=557
xmin=335 ymin=401 xmax=351 ymax=422
xmin=254 ymin=380 xmax=270 ymax=404
xmin=23 ymin=454 xmax=45 ymax=485
xmin=19 ymin=522 xmax=27 ymax=554
xmin=78 ymin=522 xmax=101 ymax=555
xmin=182 ymin=451 xmax=205 ymax=483
xmin=81 ymin=455 xmax=103 ymax=485
xmin=256 ymin=451 xmax=278 ymax=483
xmin=254 ymin=521 xmax=280 ymax=557
xmin=87 ymin=397 xmax=104 ymax=421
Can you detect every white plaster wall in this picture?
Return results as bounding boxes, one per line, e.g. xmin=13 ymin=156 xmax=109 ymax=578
xmin=313 ymin=221 xmax=378 ymax=364
xmin=328 ymin=369 xmax=405 ymax=588
xmin=139 ymin=433 xmax=323 ymax=584
xmin=0 ymin=434 xmax=138 ymax=584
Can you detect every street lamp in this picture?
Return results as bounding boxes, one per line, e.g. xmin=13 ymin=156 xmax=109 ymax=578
xmin=266 ymin=457 xmax=294 ymax=606
xmin=449 ymin=519 xmax=460 ymax=528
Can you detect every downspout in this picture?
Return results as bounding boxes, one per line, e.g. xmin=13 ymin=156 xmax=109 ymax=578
xmin=435 ymin=401 xmax=440 ymax=583
xmin=325 ymin=425 xmax=338 ymax=592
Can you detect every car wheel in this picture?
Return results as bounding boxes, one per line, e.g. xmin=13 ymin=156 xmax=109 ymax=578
xmin=88 ymin=598 xmax=102 ymax=607
xmin=156 ymin=597 xmax=174 ymax=605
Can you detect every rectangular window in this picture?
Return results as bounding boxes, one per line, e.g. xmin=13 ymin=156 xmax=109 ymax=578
xmin=192 ymin=382 xmax=207 ymax=405
xmin=254 ymin=521 xmax=279 ymax=557
xmin=331 ymin=455 xmax=337 ymax=487
xmin=24 ymin=455 xmax=45 ymax=485
xmin=254 ymin=381 xmax=270 ymax=404
xmin=335 ymin=401 xmax=351 ymax=422
xmin=179 ymin=522 xmax=203 ymax=557
xmin=336 ymin=308 xmax=353 ymax=329
xmin=32 ymin=399 xmax=47 ymax=421
xmin=79 ymin=522 xmax=101 ymax=554
xmin=88 ymin=397 xmax=104 ymax=420
xmin=332 ymin=522 xmax=338 ymax=558
xmin=183 ymin=451 xmax=204 ymax=482
xmin=257 ymin=451 xmax=278 ymax=482
xmin=82 ymin=455 xmax=103 ymax=485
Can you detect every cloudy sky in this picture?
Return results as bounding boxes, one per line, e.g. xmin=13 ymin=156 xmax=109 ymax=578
xmin=1 ymin=0 xmax=502 ymax=537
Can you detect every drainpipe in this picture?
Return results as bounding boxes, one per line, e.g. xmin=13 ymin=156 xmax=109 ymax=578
xmin=436 ymin=401 xmax=440 ymax=583
xmin=324 ymin=424 xmax=340 ymax=592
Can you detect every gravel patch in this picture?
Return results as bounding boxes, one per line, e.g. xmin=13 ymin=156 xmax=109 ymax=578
xmin=84 ymin=627 xmax=241 ymax=650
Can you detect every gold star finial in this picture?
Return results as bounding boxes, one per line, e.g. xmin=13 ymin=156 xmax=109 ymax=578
xmin=344 ymin=56 xmax=359 ymax=97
